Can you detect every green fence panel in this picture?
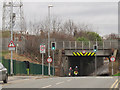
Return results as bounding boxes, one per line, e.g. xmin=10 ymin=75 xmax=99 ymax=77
xmin=16 ymin=60 xmax=19 ymax=74
xmin=20 ymin=61 xmax=26 ymax=75
xmin=30 ymin=63 xmax=33 ymax=75
xmin=21 ymin=61 xmax=27 ymax=75
xmin=44 ymin=65 xmax=48 ymax=75
xmin=12 ymin=60 xmax=27 ymax=75
xmin=37 ymin=64 xmax=42 ymax=75
xmin=2 ymin=59 xmax=10 ymax=75
xmin=39 ymin=64 xmax=42 ymax=74
xmin=13 ymin=60 xmax=16 ymax=75
xmin=50 ymin=67 xmax=53 ymax=75
xmin=16 ymin=60 xmax=20 ymax=74
xmin=29 ymin=63 xmax=43 ymax=75
xmin=1 ymin=57 xmax=53 ymax=76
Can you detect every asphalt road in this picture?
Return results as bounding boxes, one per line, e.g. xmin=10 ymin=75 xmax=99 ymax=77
xmin=2 ymin=76 xmax=119 ymax=88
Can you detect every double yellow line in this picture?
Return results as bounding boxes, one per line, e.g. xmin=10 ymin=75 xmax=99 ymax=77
xmin=110 ymin=79 xmax=120 ymax=89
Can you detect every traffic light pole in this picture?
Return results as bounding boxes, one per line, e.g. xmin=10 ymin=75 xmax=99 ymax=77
xmin=51 ymin=42 xmax=56 ymax=76
xmin=94 ymin=39 xmax=97 ymax=76
xmin=53 ymin=51 xmax=54 ymax=76
xmin=95 ymin=53 xmax=97 ymax=76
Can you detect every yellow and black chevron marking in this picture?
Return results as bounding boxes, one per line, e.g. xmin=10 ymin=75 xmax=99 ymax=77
xmin=110 ymin=79 xmax=120 ymax=89
xmin=72 ymin=52 xmax=96 ymax=56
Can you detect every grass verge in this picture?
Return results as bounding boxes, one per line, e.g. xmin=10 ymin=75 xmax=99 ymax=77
xmin=113 ymin=73 xmax=120 ymax=76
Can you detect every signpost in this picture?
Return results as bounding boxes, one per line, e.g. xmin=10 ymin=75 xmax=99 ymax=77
xmin=110 ymin=56 xmax=116 ymax=75
xmin=40 ymin=44 xmax=46 ymax=76
xmin=8 ymin=40 xmax=16 ymax=75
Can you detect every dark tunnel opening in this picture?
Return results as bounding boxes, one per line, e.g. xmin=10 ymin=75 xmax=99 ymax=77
xmin=68 ymin=56 xmax=95 ymax=76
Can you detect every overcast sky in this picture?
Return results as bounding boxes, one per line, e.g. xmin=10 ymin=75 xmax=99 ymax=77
xmin=0 ymin=0 xmax=119 ymax=36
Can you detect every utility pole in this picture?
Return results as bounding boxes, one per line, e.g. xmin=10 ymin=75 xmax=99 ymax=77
xmin=2 ymin=0 xmax=26 ymax=75
xmin=2 ymin=0 xmax=26 ymax=33
xmin=48 ymin=5 xmax=53 ymax=76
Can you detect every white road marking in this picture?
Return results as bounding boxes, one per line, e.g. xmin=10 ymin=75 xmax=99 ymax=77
xmin=42 ymin=85 xmax=52 ymax=88
xmin=95 ymin=77 xmax=113 ymax=78
xmin=56 ymin=81 xmax=64 ymax=85
xmin=67 ymin=79 xmax=72 ymax=82
xmin=67 ymin=77 xmax=113 ymax=79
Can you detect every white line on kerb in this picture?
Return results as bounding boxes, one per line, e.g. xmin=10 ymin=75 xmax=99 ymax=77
xmin=42 ymin=85 xmax=52 ymax=88
xmin=56 ymin=81 xmax=64 ymax=85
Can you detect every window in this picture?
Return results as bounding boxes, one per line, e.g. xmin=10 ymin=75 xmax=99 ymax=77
xmin=0 ymin=63 xmax=4 ymax=70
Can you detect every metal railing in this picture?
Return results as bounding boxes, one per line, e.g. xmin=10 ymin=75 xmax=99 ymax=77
xmin=56 ymin=40 xmax=118 ymax=49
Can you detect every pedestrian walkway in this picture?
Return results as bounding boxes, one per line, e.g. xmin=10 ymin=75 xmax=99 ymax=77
xmin=8 ymin=75 xmax=50 ymax=81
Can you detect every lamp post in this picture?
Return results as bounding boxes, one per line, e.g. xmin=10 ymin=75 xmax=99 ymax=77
xmin=10 ymin=1 xmax=13 ymax=75
xmin=48 ymin=5 xmax=53 ymax=76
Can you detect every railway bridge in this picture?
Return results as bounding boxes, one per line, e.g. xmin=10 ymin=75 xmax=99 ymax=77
xmin=55 ymin=40 xmax=118 ymax=76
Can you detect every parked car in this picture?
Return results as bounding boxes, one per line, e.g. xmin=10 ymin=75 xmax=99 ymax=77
xmin=0 ymin=63 xmax=8 ymax=83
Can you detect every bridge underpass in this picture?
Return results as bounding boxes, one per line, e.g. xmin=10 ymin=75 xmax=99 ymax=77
xmin=66 ymin=56 xmax=104 ymax=76
xmin=61 ymin=49 xmax=112 ymax=76
xmin=56 ymin=40 xmax=118 ymax=76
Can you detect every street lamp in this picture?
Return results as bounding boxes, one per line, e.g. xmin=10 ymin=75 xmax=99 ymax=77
xmin=48 ymin=5 xmax=53 ymax=76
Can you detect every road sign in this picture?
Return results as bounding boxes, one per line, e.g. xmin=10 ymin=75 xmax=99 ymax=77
xmin=9 ymin=47 xmax=15 ymax=51
xmin=82 ymin=50 xmax=86 ymax=54
xmin=110 ymin=56 xmax=116 ymax=62
xmin=8 ymin=40 xmax=16 ymax=51
xmin=40 ymin=44 xmax=46 ymax=53
xmin=47 ymin=57 xmax=53 ymax=63
xmin=8 ymin=40 xmax=16 ymax=47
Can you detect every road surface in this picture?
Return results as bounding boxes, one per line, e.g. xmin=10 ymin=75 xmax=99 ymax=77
xmin=1 ymin=76 xmax=119 ymax=89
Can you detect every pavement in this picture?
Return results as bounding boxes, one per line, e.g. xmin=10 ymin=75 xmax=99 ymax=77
xmin=8 ymin=75 xmax=50 ymax=81
xmin=1 ymin=76 xmax=119 ymax=88
xmin=96 ymin=62 xmax=109 ymax=75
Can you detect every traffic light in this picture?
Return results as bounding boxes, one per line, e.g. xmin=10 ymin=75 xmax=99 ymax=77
xmin=51 ymin=42 xmax=56 ymax=50
xmin=93 ymin=45 xmax=98 ymax=52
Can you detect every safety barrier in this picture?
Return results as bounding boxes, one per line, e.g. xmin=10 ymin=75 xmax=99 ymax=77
xmin=72 ymin=52 xmax=96 ymax=56
xmin=56 ymin=40 xmax=118 ymax=49
xmin=1 ymin=57 xmax=54 ymax=75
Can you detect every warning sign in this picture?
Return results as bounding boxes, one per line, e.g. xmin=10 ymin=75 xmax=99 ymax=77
xmin=8 ymin=40 xmax=16 ymax=47
xmin=8 ymin=40 xmax=16 ymax=51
